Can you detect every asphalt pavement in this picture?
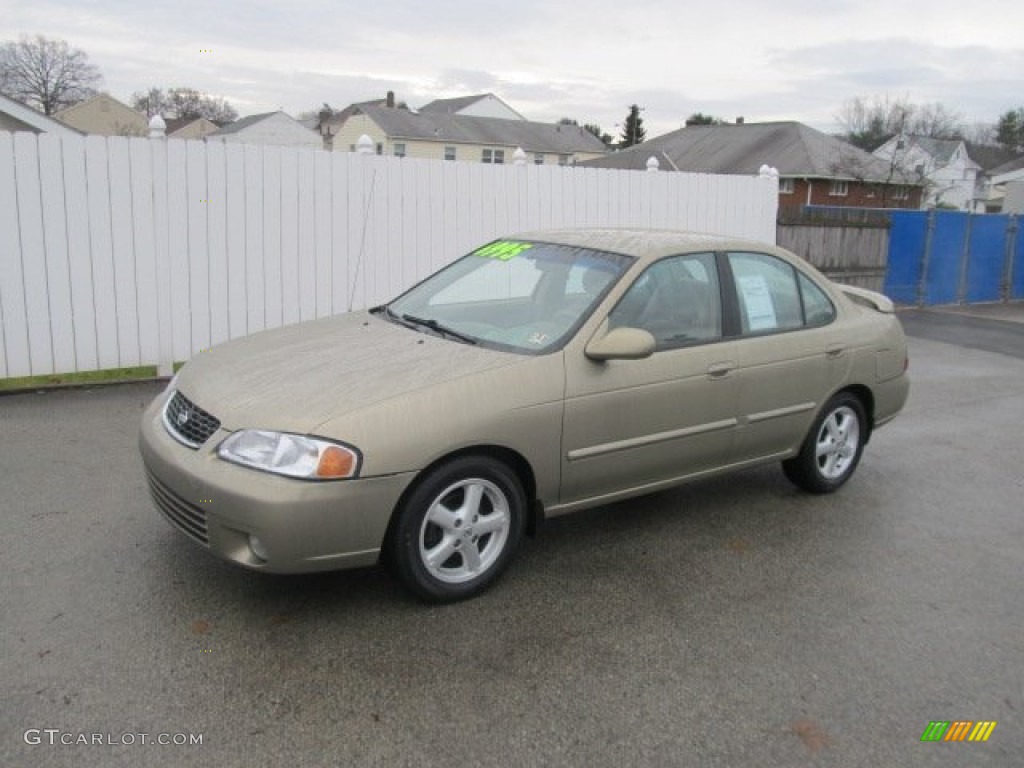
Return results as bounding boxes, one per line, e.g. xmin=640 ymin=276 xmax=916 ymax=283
xmin=2 ymin=309 xmax=1023 ymax=767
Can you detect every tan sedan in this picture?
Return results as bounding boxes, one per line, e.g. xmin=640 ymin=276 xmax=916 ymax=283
xmin=140 ymin=228 xmax=909 ymax=601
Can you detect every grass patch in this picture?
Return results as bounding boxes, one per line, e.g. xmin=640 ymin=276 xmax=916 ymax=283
xmin=0 ymin=365 xmax=164 ymax=392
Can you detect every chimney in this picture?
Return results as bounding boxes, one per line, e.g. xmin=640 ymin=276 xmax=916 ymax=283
xmin=736 ymin=116 xmax=744 ymax=124
xmin=386 ymin=90 xmax=395 ymax=108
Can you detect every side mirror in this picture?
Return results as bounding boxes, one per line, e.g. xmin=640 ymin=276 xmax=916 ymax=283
xmin=585 ymin=327 xmax=656 ymax=361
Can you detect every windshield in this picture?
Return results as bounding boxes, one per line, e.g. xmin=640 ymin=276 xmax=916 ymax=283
xmin=385 ymin=239 xmax=633 ymax=353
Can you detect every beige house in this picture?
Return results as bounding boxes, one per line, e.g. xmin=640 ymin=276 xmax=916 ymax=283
xmin=55 ymin=94 xmax=149 ymax=137
xmin=326 ymin=95 xmax=607 ymax=166
xmin=165 ymin=116 xmax=222 ymax=140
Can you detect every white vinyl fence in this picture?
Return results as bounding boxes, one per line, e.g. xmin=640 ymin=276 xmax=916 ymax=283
xmin=0 ymin=133 xmax=778 ymax=378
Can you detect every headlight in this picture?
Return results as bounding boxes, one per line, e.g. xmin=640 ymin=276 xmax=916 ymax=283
xmin=217 ymin=430 xmax=360 ymax=480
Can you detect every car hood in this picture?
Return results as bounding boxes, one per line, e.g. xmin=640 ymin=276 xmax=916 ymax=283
xmin=175 ymin=311 xmax=521 ymax=434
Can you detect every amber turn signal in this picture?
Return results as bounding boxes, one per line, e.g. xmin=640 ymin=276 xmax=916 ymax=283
xmin=317 ymin=445 xmax=356 ymax=478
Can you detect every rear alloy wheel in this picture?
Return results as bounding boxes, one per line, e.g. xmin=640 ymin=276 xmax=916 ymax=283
xmin=783 ymin=393 xmax=867 ymax=494
xmin=389 ymin=457 xmax=525 ymax=602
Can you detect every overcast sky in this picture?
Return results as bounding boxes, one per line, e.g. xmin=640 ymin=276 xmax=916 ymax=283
xmin=4 ymin=0 xmax=1022 ymax=137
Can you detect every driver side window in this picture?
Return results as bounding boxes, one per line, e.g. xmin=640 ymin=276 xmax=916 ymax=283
xmin=608 ymin=253 xmax=721 ymax=349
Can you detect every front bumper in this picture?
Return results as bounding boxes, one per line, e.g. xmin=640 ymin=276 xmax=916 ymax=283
xmin=138 ymin=394 xmax=415 ymax=573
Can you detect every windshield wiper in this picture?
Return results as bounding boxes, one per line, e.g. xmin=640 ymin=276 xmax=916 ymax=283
xmin=401 ymin=314 xmax=478 ymax=345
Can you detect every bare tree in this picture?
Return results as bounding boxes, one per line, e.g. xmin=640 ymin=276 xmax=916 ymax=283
xmin=0 ymin=34 xmax=102 ymax=114
xmin=131 ymin=87 xmax=166 ymax=118
xmin=837 ymin=95 xmax=963 ymax=151
xmin=130 ymin=86 xmax=238 ymax=123
xmin=830 ymin=106 xmax=929 ymax=208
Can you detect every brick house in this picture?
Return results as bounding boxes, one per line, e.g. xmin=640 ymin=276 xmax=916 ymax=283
xmin=583 ymin=121 xmax=924 ymax=211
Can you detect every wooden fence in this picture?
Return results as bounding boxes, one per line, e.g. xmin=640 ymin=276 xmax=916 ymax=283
xmin=0 ymin=133 xmax=778 ymax=378
xmin=777 ymin=221 xmax=890 ymax=292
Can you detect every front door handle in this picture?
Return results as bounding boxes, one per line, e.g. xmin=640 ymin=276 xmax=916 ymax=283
xmin=707 ymin=362 xmax=734 ymax=379
xmin=826 ymin=344 xmax=845 ymax=359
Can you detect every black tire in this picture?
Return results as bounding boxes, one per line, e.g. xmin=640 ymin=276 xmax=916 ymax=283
xmin=783 ymin=392 xmax=867 ymax=494
xmin=387 ymin=456 xmax=526 ymax=602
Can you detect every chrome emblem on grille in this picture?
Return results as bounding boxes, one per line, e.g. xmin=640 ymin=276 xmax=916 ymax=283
xmin=177 ymin=409 xmax=191 ymax=426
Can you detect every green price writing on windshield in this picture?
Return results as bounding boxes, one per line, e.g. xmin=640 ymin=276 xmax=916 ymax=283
xmin=474 ymin=241 xmax=533 ymax=261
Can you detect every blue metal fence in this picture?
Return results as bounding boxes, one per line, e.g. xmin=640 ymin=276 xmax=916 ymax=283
xmin=883 ymin=211 xmax=1021 ymax=305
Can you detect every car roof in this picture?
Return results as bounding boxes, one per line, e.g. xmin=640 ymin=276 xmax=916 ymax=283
xmin=510 ymin=228 xmax=781 ymax=263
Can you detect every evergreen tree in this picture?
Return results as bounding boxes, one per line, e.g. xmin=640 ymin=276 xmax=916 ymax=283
xmin=620 ymin=104 xmax=646 ymax=148
xmin=995 ymin=108 xmax=1024 ymax=154
xmin=685 ymin=113 xmax=725 ymax=126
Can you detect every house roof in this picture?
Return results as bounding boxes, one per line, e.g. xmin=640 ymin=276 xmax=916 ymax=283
xmin=209 ymin=111 xmax=281 ymax=135
xmin=55 ymin=93 xmax=144 ymax=119
xmin=0 ymin=92 xmax=81 ymax=135
xmin=889 ymin=136 xmax=1013 ymax=172
xmin=965 ymin=142 xmax=1019 ymax=172
xmin=419 ymin=93 xmax=526 ymax=120
xmin=907 ymin=136 xmax=962 ymax=164
xmin=323 ymin=99 xmax=389 ymax=129
xmin=165 ymin=116 xmax=226 ymax=133
xmin=582 ymin=121 xmax=916 ymax=184
xmin=354 ymin=105 xmax=608 ymax=154
xmin=419 ymin=94 xmax=490 ymax=114
xmin=991 ymin=155 xmax=1024 ymax=178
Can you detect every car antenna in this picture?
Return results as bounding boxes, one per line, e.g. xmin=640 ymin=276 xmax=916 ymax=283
xmin=348 ymin=167 xmax=378 ymax=312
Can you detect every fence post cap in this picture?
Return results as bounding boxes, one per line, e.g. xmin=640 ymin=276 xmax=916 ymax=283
xmin=758 ymin=164 xmax=779 ymax=178
xmin=513 ymin=147 xmax=527 ymax=165
xmin=356 ymin=134 xmax=374 ymax=154
xmin=646 ymin=156 xmax=659 ymax=172
xmin=148 ymin=114 xmax=166 ymax=139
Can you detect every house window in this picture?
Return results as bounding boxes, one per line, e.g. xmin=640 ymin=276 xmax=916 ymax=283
xmin=558 ymin=154 xmax=571 ymax=166
xmin=534 ymin=153 xmax=545 ymax=165
xmin=893 ymin=186 xmax=909 ymax=200
xmin=482 ymin=148 xmax=505 ymax=164
xmin=829 ymin=181 xmax=848 ymax=197
xmin=393 ymin=143 xmax=406 ymax=158
xmin=376 ymin=143 xmax=383 ymax=155
xmin=778 ymin=178 xmax=794 ymax=194
xmin=444 ymin=146 xmax=456 ymax=161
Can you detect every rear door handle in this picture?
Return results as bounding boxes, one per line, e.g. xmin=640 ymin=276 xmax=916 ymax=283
xmin=826 ymin=344 xmax=845 ymax=359
xmin=707 ymin=362 xmax=734 ymax=379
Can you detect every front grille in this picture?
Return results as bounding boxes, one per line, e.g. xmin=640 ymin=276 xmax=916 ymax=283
xmin=163 ymin=390 xmax=221 ymax=448
xmin=145 ymin=468 xmax=209 ymax=545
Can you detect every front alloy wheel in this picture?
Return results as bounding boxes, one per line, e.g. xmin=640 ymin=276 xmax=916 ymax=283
xmin=783 ymin=393 xmax=867 ymax=494
xmin=389 ymin=457 xmax=525 ymax=602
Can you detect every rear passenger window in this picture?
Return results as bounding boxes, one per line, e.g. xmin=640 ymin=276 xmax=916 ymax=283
xmin=799 ymin=273 xmax=836 ymax=326
xmin=728 ymin=252 xmax=803 ymax=334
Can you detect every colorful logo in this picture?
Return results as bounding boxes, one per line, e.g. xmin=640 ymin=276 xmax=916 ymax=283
xmin=921 ymin=721 xmax=997 ymax=742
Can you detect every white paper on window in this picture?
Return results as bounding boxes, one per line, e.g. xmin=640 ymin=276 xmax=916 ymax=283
xmin=737 ymin=274 xmax=777 ymax=331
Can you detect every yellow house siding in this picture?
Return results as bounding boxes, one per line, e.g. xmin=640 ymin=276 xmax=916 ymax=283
xmin=332 ymin=114 xmax=387 ymax=153
xmin=331 ymin=111 xmax=607 ymax=165
xmin=331 ymin=109 xmax=606 ymax=165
